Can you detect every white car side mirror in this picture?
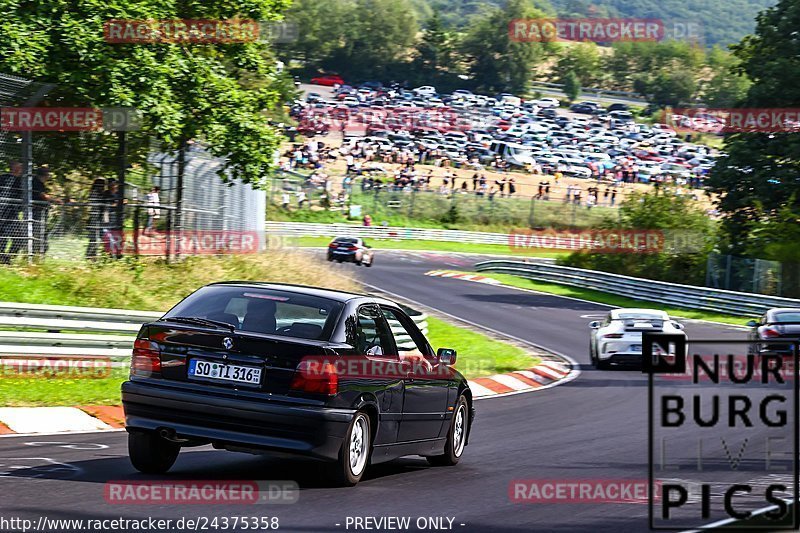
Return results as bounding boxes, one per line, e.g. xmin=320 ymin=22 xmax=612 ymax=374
xmin=589 ymin=321 xmax=600 ymax=329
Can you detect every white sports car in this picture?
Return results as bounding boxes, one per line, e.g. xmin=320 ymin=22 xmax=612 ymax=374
xmin=589 ymin=308 xmax=684 ymax=369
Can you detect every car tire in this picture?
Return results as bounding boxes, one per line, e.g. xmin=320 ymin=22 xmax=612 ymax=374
xmin=330 ymin=411 xmax=371 ymax=486
xmin=427 ymin=395 xmax=468 ymax=467
xmin=128 ymin=431 xmax=180 ymax=474
xmin=364 ymin=256 xmax=373 ymax=267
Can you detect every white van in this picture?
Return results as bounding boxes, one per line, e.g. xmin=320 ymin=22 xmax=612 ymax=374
xmin=489 ymin=140 xmax=535 ymax=167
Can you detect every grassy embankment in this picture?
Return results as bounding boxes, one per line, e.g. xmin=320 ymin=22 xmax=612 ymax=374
xmin=0 ymin=253 xmax=536 ymax=406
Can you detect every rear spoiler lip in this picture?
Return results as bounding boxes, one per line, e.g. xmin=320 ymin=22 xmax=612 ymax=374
xmin=764 ymin=321 xmax=800 ymax=326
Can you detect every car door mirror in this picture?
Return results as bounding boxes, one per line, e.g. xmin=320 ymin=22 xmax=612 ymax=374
xmin=672 ymin=322 xmax=684 ymax=330
xmin=589 ymin=321 xmax=600 ymax=329
xmin=436 ymin=348 xmax=457 ymax=366
xmin=746 ymin=320 xmax=758 ymax=327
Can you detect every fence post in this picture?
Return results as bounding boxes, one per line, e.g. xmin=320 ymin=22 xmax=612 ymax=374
xmin=165 ymin=209 xmax=172 ymax=263
xmin=528 ymin=196 xmax=535 ymax=228
xmin=22 ymin=131 xmax=33 ymax=262
xmin=133 ymin=206 xmax=140 ymax=257
xmin=116 ymin=131 xmax=127 ymax=251
xmin=175 ymin=140 xmax=186 ymax=259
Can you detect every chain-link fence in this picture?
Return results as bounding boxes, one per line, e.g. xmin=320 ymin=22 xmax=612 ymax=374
xmin=0 ymin=73 xmax=266 ymax=262
xmin=706 ymin=253 xmax=785 ymax=296
xmin=265 ymin=170 xmax=622 ymax=230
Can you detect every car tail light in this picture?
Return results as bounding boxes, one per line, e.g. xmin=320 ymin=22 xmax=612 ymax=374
xmin=603 ymin=333 xmax=624 ymax=339
xmin=291 ymin=359 xmax=338 ymax=395
xmin=347 ymin=246 xmax=358 ymax=251
xmin=759 ymin=326 xmax=781 ymax=339
xmin=131 ymin=338 xmax=161 ymax=376
xmin=328 ymin=243 xmax=338 ymax=248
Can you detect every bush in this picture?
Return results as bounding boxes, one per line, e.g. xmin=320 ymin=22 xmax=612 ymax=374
xmin=558 ymin=191 xmax=717 ymax=285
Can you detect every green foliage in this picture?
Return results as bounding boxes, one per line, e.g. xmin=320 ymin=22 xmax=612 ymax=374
xmin=561 ymin=70 xmax=581 ymax=102
xmin=458 ymin=0 xmax=552 ymax=93
xmin=707 ymin=0 xmax=800 ymax=256
xmin=633 ymin=67 xmax=698 ymax=107
xmin=559 ymin=192 xmax=717 ymax=285
xmin=553 ymin=42 xmax=601 ymax=86
xmin=0 ymin=0 xmax=289 ymax=186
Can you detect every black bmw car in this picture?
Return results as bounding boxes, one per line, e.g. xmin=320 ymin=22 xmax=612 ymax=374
xmin=327 ymin=237 xmax=374 ymax=266
xmin=122 ymin=283 xmax=473 ymax=485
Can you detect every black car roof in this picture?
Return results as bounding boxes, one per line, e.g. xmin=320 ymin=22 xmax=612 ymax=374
xmin=206 ymin=282 xmax=397 ymax=307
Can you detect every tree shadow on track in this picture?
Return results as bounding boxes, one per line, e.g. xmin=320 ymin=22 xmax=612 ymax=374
xmin=0 ymin=449 xmax=436 ymax=489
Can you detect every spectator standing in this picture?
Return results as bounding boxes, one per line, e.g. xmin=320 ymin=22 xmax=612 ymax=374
xmin=31 ymin=166 xmax=61 ymax=255
xmin=508 ymin=177 xmax=516 ymax=197
xmin=144 ymin=186 xmax=160 ymax=235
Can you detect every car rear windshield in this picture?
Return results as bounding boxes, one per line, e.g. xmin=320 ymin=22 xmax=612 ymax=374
xmin=163 ymin=285 xmax=344 ymax=340
xmin=334 ymin=238 xmax=358 ymax=244
xmin=773 ymin=312 xmax=800 ymax=323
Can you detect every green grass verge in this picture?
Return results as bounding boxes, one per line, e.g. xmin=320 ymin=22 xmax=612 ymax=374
xmin=0 ymin=368 xmax=128 ymax=407
xmin=288 ymin=236 xmax=568 ymax=258
xmin=479 ymin=272 xmax=754 ymax=326
xmin=425 ymin=316 xmax=539 ymax=378
xmin=0 ymin=318 xmax=537 ymax=406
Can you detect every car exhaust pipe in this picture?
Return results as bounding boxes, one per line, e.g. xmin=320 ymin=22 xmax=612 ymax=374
xmin=159 ymin=428 xmax=190 ymax=443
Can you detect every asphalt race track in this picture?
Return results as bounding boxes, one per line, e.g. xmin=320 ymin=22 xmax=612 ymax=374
xmin=0 ymin=250 xmax=790 ymax=532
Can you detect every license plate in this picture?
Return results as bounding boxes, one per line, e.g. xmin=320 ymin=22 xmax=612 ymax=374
xmin=188 ymin=359 xmax=262 ymax=385
xmin=630 ymin=344 xmax=642 ymax=352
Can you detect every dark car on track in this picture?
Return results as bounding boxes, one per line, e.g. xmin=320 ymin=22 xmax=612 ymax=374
xmin=327 ymin=236 xmax=374 ymax=266
xmin=122 ymin=283 xmax=473 ymax=485
xmin=746 ymin=308 xmax=800 ymax=357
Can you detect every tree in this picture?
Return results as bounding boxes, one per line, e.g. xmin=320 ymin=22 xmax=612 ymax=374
xmin=413 ymin=10 xmax=454 ymax=76
xmin=706 ymin=0 xmax=800 ymax=255
xmin=276 ymin=0 xmax=355 ymax=65
xmin=633 ymin=68 xmax=698 ymax=107
xmin=553 ymin=42 xmax=601 ymax=86
xmin=561 ymin=70 xmax=581 ymax=102
xmin=459 ymin=0 xmax=551 ymax=94
xmin=0 ymin=0 xmax=289 ymax=186
xmin=323 ymin=0 xmax=418 ymax=81
xmin=560 ymin=192 xmax=716 ymax=285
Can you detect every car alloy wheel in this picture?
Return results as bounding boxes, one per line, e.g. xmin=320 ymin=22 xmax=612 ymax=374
xmin=452 ymin=403 xmax=467 ymax=458
xmin=349 ymin=413 xmax=369 ymax=477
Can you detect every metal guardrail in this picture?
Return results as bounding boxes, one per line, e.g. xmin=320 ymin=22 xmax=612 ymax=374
xmin=0 ymin=302 xmax=429 ymax=360
xmin=267 ymin=221 xmax=513 ymax=246
xmin=474 ymin=260 xmax=800 ymax=317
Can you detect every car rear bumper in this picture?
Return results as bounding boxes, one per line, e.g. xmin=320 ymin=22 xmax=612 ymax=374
xmin=122 ymin=381 xmax=355 ymax=461
xmin=599 ymin=353 xmax=642 ymax=365
xmin=328 ymin=251 xmax=357 ymax=262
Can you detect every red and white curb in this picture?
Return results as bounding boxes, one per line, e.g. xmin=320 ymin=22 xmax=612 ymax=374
xmin=425 ymin=270 xmax=501 ymax=285
xmin=0 ymin=406 xmax=124 ymax=435
xmin=469 ymin=360 xmax=572 ymax=399
xmin=0 ymin=362 xmax=572 ymax=433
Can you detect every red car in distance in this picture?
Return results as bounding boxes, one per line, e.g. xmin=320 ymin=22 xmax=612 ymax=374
xmin=311 ymin=74 xmax=345 ymax=86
